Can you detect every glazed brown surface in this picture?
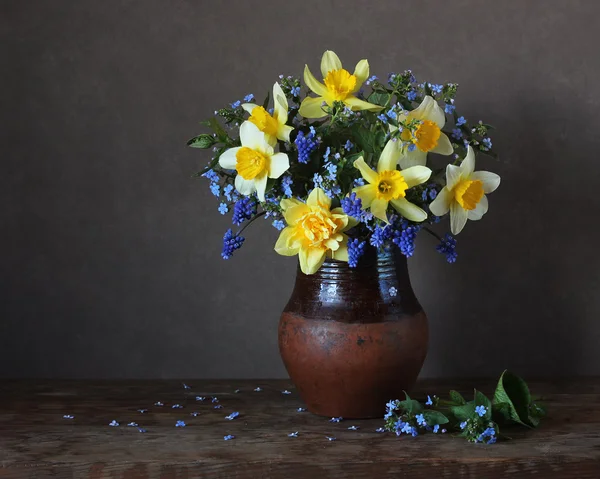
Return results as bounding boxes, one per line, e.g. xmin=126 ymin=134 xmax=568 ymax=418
xmin=279 ymin=248 xmax=429 ymax=418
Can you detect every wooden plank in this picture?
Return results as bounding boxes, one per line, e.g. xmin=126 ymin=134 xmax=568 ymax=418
xmin=0 ymin=379 xmax=599 ymax=478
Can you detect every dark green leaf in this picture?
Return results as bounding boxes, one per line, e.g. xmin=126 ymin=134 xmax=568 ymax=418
xmin=493 ymin=370 xmax=532 ymax=427
xmin=423 ymin=410 xmax=449 ymax=425
xmin=262 ymin=90 xmax=271 ymax=109
xmin=450 ymin=403 xmax=475 ymax=421
xmin=350 ymin=125 xmax=377 ymax=154
xmin=474 ymin=390 xmax=492 ymax=420
xmin=187 ymin=134 xmax=216 ymax=149
xmin=449 ymin=390 xmax=466 ymax=405
xmin=367 ymin=91 xmax=390 ymax=107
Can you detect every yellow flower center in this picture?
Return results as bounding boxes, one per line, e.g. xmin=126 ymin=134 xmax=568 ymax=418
xmin=375 ymin=170 xmax=408 ymax=201
xmin=454 ymin=179 xmax=484 ymax=210
xmin=414 ymin=120 xmax=441 ymax=152
xmin=297 ymin=208 xmax=340 ymax=247
xmin=235 ymin=147 xmax=268 ymax=180
xmin=248 ymin=106 xmax=279 ymax=136
xmin=323 ymin=69 xmax=357 ymax=101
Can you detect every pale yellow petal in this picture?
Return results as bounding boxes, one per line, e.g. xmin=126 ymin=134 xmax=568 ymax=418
xmin=470 ymin=171 xmax=501 ymax=194
xmin=428 ymin=187 xmax=452 ymax=216
xmin=450 ymin=201 xmax=468 ymax=235
xmin=303 ymin=65 xmax=328 ymax=97
xmin=460 ymin=146 xmax=476 ymax=177
xmin=445 ymin=164 xmax=462 ymax=190
xmin=377 ymin=139 xmax=401 ymax=173
xmin=398 ymin=148 xmax=427 ymax=169
xmin=218 ymin=147 xmax=241 ymax=170
xmin=352 ymin=59 xmax=369 ymax=91
xmin=331 ymin=235 xmax=349 ymax=262
xmin=299 ymin=96 xmax=327 ymax=119
xmin=272 ymin=82 xmax=289 ymax=123
xmin=390 ymin=197 xmax=427 ymax=222
xmin=409 ymin=95 xmax=445 ymax=128
xmin=352 ymin=184 xmax=377 ymax=208
xmin=274 ymin=227 xmax=299 ymax=256
xmin=353 ymin=157 xmax=379 ymax=185
xmin=234 ymin=174 xmax=256 ymax=197
xmin=401 ymin=165 xmax=432 ymax=188
xmin=370 ymin=198 xmax=389 ymax=223
xmin=241 ymin=103 xmax=258 ymax=115
xmin=268 ymin=152 xmax=290 ymax=179
xmin=299 ymin=247 xmax=327 ymax=275
xmin=430 ymin=132 xmax=453 ymax=156
xmin=280 ymin=198 xmax=303 ymax=211
xmin=345 ymin=96 xmax=384 ymax=112
xmin=240 ymin=121 xmax=272 ymax=153
xmin=277 ymin=124 xmax=294 ymax=143
xmin=467 ymin=195 xmax=489 ymax=221
xmin=332 ymin=207 xmax=358 ymax=230
xmin=307 ymin=187 xmax=331 ymax=209
xmin=254 ymin=173 xmax=268 ymax=202
xmin=283 ymin=204 xmax=310 ymax=225
xmin=320 ymin=50 xmax=343 ymax=78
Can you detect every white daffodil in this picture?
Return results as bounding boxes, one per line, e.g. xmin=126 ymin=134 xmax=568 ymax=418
xmin=218 ymin=122 xmax=289 ymax=202
xmin=353 ymin=139 xmax=432 ymax=223
xmin=299 ymin=50 xmax=383 ymax=119
xmin=429 ymin=146 xmax=500 ymax=235
xmin=391 ymin=95 xmax=454 ymax=169
xmin=242 ymin=82 xmax=293 ymax=145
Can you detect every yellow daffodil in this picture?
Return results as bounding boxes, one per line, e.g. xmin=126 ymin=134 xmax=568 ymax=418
xmin=274 ymin=188 xmax=356 ymax=275
xmin=353 ymin=139 xmax=432 ymax=223
xmin=392 ymin=95 xmax=454 ymax=169
xmin=242 ymin=82 xmax=293 ymax=145
xmin=218 ymin=122 xmax=289 ymax=202
xmin=429 ymin=146 xmax=500 ymax=235
xmin=299 ymin=50 xmax=383 ymax=119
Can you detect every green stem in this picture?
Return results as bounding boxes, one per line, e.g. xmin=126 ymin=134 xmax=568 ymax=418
xmin=237 ymin=211 xmax=266 ymax=236
xmin=423 ymin=227 xmax=442 ymax=242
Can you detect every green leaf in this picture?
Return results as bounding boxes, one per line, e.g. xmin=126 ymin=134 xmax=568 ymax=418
xmin=262 ymin=90 xmax=271 ymax=109
xmin=449 ymin=390 xmax=466 ymax=405
xmin=423 ymin=410 xmax=449 ymax=425
xmin=207 ymin=117 xmax=228 ymax=142
xmin=449 ymin=403 xmax=475 ymax=421
xmin=187 ymin=134 xmax=216 ymax=149
xmin=493 ymin=370 xmax=533 ymax=427
xmin=350 ymin=125 xmax=377 ymax=154
xmin=367 ymin=91 xmax=390 ymax=107
xmin=474 ymin=390 xmax=492 ymax=420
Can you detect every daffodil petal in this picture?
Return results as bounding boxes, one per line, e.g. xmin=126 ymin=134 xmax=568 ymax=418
xmin=254 ymin=174 xmax=268 ymax=202
xmin=460 ymin=146 xmax=476 ymax=177
xmin=300 ymin=247 xmax=327 ymax=275
xmin=307 ymin=187 xmax=331 ymax=209
xmin=299 ymin=96 xmax=327 ymax=119
xmin=377 ymin=139 xmax=401 ymax=173
xmin=277 ymin=125 xmax=293 ymax=143
xmin=272 ymin=82 xmax=289 ymax=123
xmin=370 ymin=198 xmax=389 ymax=223
xmin=352 ymin=59 xmax=369 ymax=91
xmin=274 ymin=227 xmax=299 ymax=256
xmin=429 ymin=187 xmax=452 ymax=216
xmin=284 ymin=204 xmax=310 ymax=225
xmin=333 ymin=207 xmax=358 ymax=230
xmin=470 ymin=171 xmax=500 ymax=194
xmin=398 ymin=148 xmax=427 ymax=169
xmin=320 ymin=50 xmax=342 ymax=78
xmin=467 ymin=195 xmax=489 ymax=221
xmin=401 ymin=165 xmax=432 ymax=188
xmin=390 ymin=197 xmax=427 ymax=222
xmin=345 ymin=96 xmax=384 ymax=112
xmin=431 ymin=132 xmax=453 ymax=156
xmin=268 ymin=153 xmax=290 ymax=179
xmin=409 ymin=95 xmax=445 ymax=128
xmin=352 ymin=184 xmax=377 ymax=208
xmin=241 ymin=103 xmax=258 ymax=115
xmin=240 ymin=121 xmax=272 ymax=153
xmin=446 ymin=164 xmax=462 ymax=190
xmin=218 ymin=147 xmax=241 ymax=170
xmin=331 ymin=236 xmax=349 ymax=262
xmin=353 ymin=157 xmax=379 ymax=185
xmin=280 ymin=198 xmax=303 ymax=211
xmin=303 ymin=65 xmax=328 ymax=97
xmin=450 ymin=202 xmax=468 ymax=235
xmin=235 ymin=174 xmax=256 ymax=197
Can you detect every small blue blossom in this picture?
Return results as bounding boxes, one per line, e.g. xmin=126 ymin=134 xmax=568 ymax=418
xmin=232 ymin=197 xmax=257 ymax=225
xmin=224 ymin=434 xmax=235 ymax=440
xmin=138 ymin=428 xmax=147 ymax=433
xmin=137 ymin=409 xmax=148 ymax=413
xmin=223 ymin=184 xmax=235 ymax=201
xmin=254 ymin=387 xmax=262 ymax=392
xmin=407 ymin=90 xmax=418 ymax=101
xmin=326 ymin=436 xmax=337 ymax=441
xmin=202 ymin=170 xmax=220 ymax=182
xmin=386 ymin=400 xmax=397 ymax=412
xmin=392 ymin=221 xmax=420 ymax=257
xmin=297 ymin=407 xmax=306 ymax=412
xmin=416 ymin=414 xmax=427 ymax=426
xmin=407 ymin=143 xmax=416 ymax=152
xmin=401 ymin=423 xmax=413 ymax=434
xmin=127 ymin=422 xmax=138 ymax=427
xmin=268 ymin=107 xmax=274 ymax=114
xmin=487 ymin=436 xmax=497 ymax=444
xmin=344 ymin=140 xmax=353 ymax=151
xmin=209 ymin=183 xmax=221 ymax=197
xmin=281 ymin=390 xmax=292 ymax=395
xmin=230 ymin=100 xmax=241 ymax=108
xmin=460 ymin=421 xmax=468 ymax=430
xmin=341 ymin=192 xmax=363 ymax=219
xmin=196 ymin=396 xmax=206 ymax=402
xmin=475 ymin=405 xmax=487 ymax=417
xmin=377 ymin=113 xmax=388 ymax=123
xmin=291 ymin=86 xmax=301 ymax=97
xmin=211 ymin=397 xmax=219 ymax=403
xmin=272 ymin=220 xmax=285 ymax=231
xmin=325 ymin=162 xmax=337 ymax=181
xmin=295 ymin=130 xmax=318 ymax=164
xmin=243 ymin=94 xmax=254 ymax=102
xmin=445 ymin=103 xmax=456 ymax=114
xmin=452 ymin=128 xmax=463 ymax=140
xmin=347 ymin=425 xmax=359 ymax=430
xmin=456 ymin=116 xmax=467 ymax=126
xmin=353 ymin=178 xmax=365 ymax=187
xmin=429 ymin=83 xmax=443 ymax=94
xmin=370 ymin=224 xmax=393 ymax=248
xmin=218 ymin=202 xmax=228 ymax=215
xmin=63 ymin=415 xmax=74 ymax=419
xmin=436 ymin=233 xmax=458 ymax=263
xmin=288 ymin=431 xmax=299 ymax=437
xmin=329 ymin=417 xmax=343 ymax=423
xmin=366 ymin=75 xmax=378 ymax=85
xmin=389 ymin=286 xmax=397 ymax=297
xmin=154 ymin=402 xmax=164 ymax=406
xmin=172 ymin=404 xmax=183 ymax=409
xmin=426 ymin=395 xmax=433 ymax=406
xmin=482 ymin=137 xmax=493 ymax=150
xmin=281 ymin=175 xmax=293 ymax=197
xmin=411 ymin=427 xmax=419 ymax=437
xmin=386 ymin=109 xmax=397 ymax=120
xmin=225 ymin=412 xmax=240 ymax=420
xmin=429 ymin=188 xmax=438 ymax=200
xmin=109 ymin=420 xmax=119 ymax=427
xmin=433 ymin=424 xmax=440 ymax=433
xmin=221 ymin=229 xmax=245 ymax=259
xmin=384 ymin=411 xmax=394 ymax=420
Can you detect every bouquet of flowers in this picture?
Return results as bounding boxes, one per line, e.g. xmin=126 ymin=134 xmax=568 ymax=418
xmin=189 ymin=50 xmax=501 ymax=274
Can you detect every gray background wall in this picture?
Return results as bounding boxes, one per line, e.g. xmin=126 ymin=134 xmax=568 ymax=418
xmin=2 ymin=0 xmax=599 ymax=379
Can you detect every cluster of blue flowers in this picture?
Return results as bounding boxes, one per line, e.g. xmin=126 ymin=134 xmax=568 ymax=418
xmin=232 ymin=197 xmax=257 ymax=225
xmin=436 ymin=233 xmax=458 ymax=263
xmin=222 ymin=229 xmax=245 ymax=259
xmin=347 ymin=239 xmax=367 ymax=268
xmin=294 ymin=127 xmax=318 ymax=164
xmin=281 ymin=175 xmax=293 ymax=197
xmin=341 ymin=192 xmax=363 ymax=219
xmin=392 ymin=221 xmax=421 ymax=257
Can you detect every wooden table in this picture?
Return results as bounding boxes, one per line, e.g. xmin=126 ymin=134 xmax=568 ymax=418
xmin=0 ymin=379 xmax=599 ymax=478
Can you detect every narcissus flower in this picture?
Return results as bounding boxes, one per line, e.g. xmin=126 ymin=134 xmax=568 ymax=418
xmin=429 ymin=146 xmax=500 ymax=235
xmin=352 ymin=140 xmax=431 ymax=223
xmin=242 ymin=82 xmax=293 ymax=145
xmin=274 ymin=188 xmax=356 ymax=274
xmin=299 ymin=50 xmax=383 ymax=119
xmin=392 ymin=96 xmax=454 ymax=168
xmin=218 ymin=122 xmax=289 ymax=202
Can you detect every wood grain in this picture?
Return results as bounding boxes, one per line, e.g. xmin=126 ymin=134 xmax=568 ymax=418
xmin=0 ymin=379 xmax=599 ymax=478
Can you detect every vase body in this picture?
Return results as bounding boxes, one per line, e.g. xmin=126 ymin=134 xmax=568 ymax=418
xmin=278 ymin=247 xmax=428 ymax=418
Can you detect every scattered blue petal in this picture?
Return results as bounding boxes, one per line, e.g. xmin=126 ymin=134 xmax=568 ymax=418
xmin=225 ymin=412 xmax=240 ymax=420
xmin=224 ymin=434 xmax=235 ymax=441
xmin=137 ymin=409 xmax=148 ymax=414
xmin=288 ymin=431 xmax=299 ymax=437
xmin=183 ymin=383 xmax=191 ymax=389
xmin=456 ymin=116 xmax=467 ymax=126
xmin=426 ymin=395 xmax=433 ymax=406
xmin=196 ymin=396 xmax=206 ymax=402
xmin=172 ymin=404 xmax=183 ymax=409
xmin=63 ymin=415 xmax=74 ymax=419
xmin=389 ymin=287 xmax=398 ymax=297
xmin=272 ymin=219 xmax=285 ymax=231
xmin=214 ymin=405 xmax=223 ymax=409
xmin=326 ymin=436 xmax=337 ymax=441
xmin=329 ymin=417 xmax=343 ymax=423
xmin=211 ymin=397 xmax=219 ymax=403
xmin=281 ymin=390 xmax=292 ymax=395
xmin=444 ymin=103 xmax=455 ymax=114
xmin=138 ymin=428 xmax=147 ymax=433
xmin=347 ymin=426 xmax=359 ymax=431
xmin=433 ymin=424 xmax=440 ymax=433
xmin=344 ymin=140 xmax=353 ymax=151
xmin=127 ymin=422 xmax=138 ymax=427
xmin=175 ymin=420 xmax=186 ymax=427
xmin=109 ymin=420 xmax=119 ymax=427
xmin=297 ymin=407 xmax=306 ymax=412
xmin=254 ymin=387 xmax=262 ymax=392
xmin=375 ymin=427 xmax=386 ymax=433
xmin=234 ymin=389 xmax=240 ymax=393
xmin=460 ymin=421 xmax=468 ymax=430
xmin=243 ymin=94 xmax=254 ymax=102
xmin=154 ymin=402 xmax=164 ymax=407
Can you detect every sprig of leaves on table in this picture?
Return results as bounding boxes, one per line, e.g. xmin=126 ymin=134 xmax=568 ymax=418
xmin=383 ymin=370 xmax=546 ymax=444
